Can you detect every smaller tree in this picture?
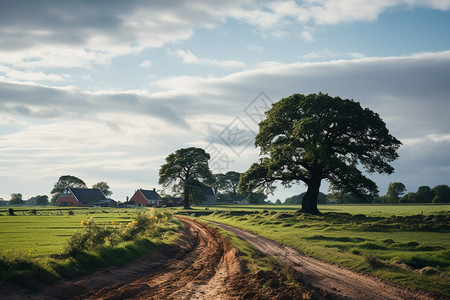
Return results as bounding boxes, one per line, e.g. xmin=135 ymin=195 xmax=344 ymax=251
xmin=92 ymin=182 xmax=113 ymax=197
xmin=432 ymin=184 xmax=450 ymax=203
xmin=9 ymin=193 xmax=24 ymax=205
xmin=210 ymin=174 xmax=226 ymax=195
xmin=415 ymin=186 xmax=435 ymax=203
xmin=159 ymin=147 xmax=213 ymax=209
xmin=51 ymin=175 xmax=87 ymax=204
xmin=386 ymin=182 xmax=406 ymax=204
xmin=247 ymin=192 xmax=267 ymax=204
xmin=31 ymin=195 xmax=49 ymax=206
xmin=220 ymin=171 xmax=242 ymax=202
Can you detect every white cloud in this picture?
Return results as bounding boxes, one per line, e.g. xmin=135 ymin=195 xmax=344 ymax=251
xmin=247 ymin=44 xmax=264 ymax=52
xmin=301 ymin=49 xmax=366 ymax=60
xmin=0 ymin=0 xmax=448 ymax=73
xmin=139 ymin=60 xmax=153 ymax=68
xmin=300 ymin=31 xmax=314 ymax=42
xmin=168 ymin=49 xmax=247 ymax=68
xmin=1 ymin=49 xmax=450 ymax=200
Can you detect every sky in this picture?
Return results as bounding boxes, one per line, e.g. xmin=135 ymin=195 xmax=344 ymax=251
xmin=0 ymin=0 xmax=449 ymax=203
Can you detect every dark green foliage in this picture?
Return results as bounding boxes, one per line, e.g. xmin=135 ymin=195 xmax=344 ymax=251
xmin=239 ymin=93 xmax=401 ymax=214
xmin=386 ymin=182 xmax=406 ymax=203
xmin=432 ymin=185 xmax=450 ymax=203
xmin=9 ymin=193 xmax=24 ymax=205
xmin=159 ymin=147 xmax=213 ymax=209
xmin=30 ymin=195 xmax=49 ymax=206
xmin=92 ymin=181 xmax=113 ymax=197
xmin=285 ymin=192 xmax=328 ymax=204
xmin=51 ymin=175 xmax=87 ymax=204
xmin=8 ymin=208 xmax=14 ymax=216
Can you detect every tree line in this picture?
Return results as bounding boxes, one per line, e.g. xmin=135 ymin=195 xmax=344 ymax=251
xmin=2 ymin=176 xmax=113 ymax=206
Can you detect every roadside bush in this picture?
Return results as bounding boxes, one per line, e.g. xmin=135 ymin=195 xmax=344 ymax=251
xmin=63 ymin=209 xmax=173 ymax=257
xmin=365 ymin=253 xmax=383 ymax=268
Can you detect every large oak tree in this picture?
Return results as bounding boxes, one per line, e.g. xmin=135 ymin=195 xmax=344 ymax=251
xmin=159 ymin=147 xmax=213 ymax=209
xmin=239 ymin=93 xmax=401 ymax=214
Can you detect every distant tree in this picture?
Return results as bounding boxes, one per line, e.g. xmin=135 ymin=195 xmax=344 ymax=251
xmin=247 ymin=191 xmax=267 ymax=204
xmin=210 ymin=174 xmax=226 ymax=195
xmin=432 ymin=184 xmax=450 ymax=203
xmin=285 ymin=192 xmax=328 ymax=205
xmin=275 ymin=199 xmax=282 ymax=205
xmin=399 ymin=192 xmax=418 ymax=203
xmin=415 ymin=186 xmax=435 ymax=203
xmin=51 ymin=175 xmax=87 ymax=204
xmin=9 ymin=193 xmax=24 ymax=205
xmin=334 ymin=193 xmax=362 ymax=204
xmin=34 ymin=195 xmax=49 ymax=206
xmin=386 ymin=182 xmax=406 ymax=203
xmin=159 ymin=147 xmax=213 ymax=209
xmin=92 ymin=181 xmax=113 ymax=197
xmin=219 ymin=171 xmax=241 ymax=202
xmin=239 ymin=93 xmax=401 ymax=214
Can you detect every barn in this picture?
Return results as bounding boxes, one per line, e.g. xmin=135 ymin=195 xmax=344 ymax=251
xmin=129 ymin=188 xmax=161 ymax=207
xmin=56 ymin=187 xmax=113 ymax=207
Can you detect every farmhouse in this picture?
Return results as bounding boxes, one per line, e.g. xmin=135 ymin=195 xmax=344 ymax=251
xmin=201 ymin=187 xmax=215 ymax=205
xmin=130 ymin=188 xmax=161 ymax=207
xmin=56 ymin=187 xmax=115 ymax=207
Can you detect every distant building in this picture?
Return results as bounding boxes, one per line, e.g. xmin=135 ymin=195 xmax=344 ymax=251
xmin=56 ymin=188 xmax=111 ymax=207
xmin=201 ymin=187 xmax=215 ymax=205
xmin=234 ymin=198 xmax=249 ymax=205
xmin=130 ymin=188 xmax=161 ymax=207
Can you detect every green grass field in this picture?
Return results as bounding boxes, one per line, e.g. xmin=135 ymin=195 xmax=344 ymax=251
xmin=0 ymin=207 xmax=181 ymax=289
xmin=1 ymin=204 xmax=449 ymax=295
xmin=0 ymin=207 xmax=159 ymax=258
xmin=198 ymin=204 xmax=450 ymax=296
xmin=190 ymin=203 xmax=450 ymax=216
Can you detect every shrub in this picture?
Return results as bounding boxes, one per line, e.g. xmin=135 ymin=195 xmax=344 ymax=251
xmin=68 ymin=210 xmax=74 ymax=215
xmin=365 ymin=253 xmax=383 ymax=268
xmin=8 ymin=208 xmax=14 ymax=216
xmin=63 ymin=210 xmax=173 ymax=257
xmin=31 ymin=209 xmax=37 ymax=215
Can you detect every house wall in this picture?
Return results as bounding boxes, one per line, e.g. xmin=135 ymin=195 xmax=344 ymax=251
xmin=201 ymin=194 xmax=215 ymax=205
xmin=56 ymin=196 xmax=79 ymax=207
xmin=130 ymin=191 xmax=147 ymax=207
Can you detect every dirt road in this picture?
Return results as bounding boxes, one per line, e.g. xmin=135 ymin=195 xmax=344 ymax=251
xmin=209 ymin=220 xmax=439 ymax=300
xmin=4 ymin=216 xmax=313 ymax=300
xmin=2 ymin=216 xmax=442 ymax=299
xmin=49 ymin=216 xmax=246 ymax=299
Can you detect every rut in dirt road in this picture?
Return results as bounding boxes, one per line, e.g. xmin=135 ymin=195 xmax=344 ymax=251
xmin=73 ymin=216 xmax=242 ymax=300
xmin=209 ymin=220 xmax=440 ymax=300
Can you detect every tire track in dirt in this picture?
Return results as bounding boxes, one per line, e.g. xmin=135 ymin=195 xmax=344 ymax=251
xmin=69 ymin=216 xmax=243 ymax=299
xmin=209 ymin=220 xmax=440 ymax=300
xmin=1 ymin=217 xmax=243 ymax=300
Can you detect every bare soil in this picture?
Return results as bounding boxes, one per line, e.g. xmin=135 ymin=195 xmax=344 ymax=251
xmin=209 ymin=220 xmax=444 ymax=300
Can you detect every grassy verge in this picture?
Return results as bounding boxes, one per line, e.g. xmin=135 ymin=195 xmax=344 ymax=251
xmin=202 ymin=220 xmax=323 ymax=299
xmin=201 ymin=210 xmax=450 ymax=296
xmin=0 ymin=208 xmax=182 ymax=290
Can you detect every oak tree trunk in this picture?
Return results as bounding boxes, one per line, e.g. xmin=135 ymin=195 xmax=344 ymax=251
xmin=183 ymin=184 xmax=191 ymax=209
xmin=300 ymin=175 xmax=322 ymax=214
